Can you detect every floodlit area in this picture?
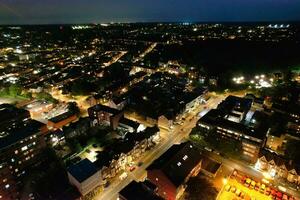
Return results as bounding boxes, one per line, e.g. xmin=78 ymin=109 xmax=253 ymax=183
xmin=232 ymin=74 xmax=274 ymax=88
xmin=218 ymin=178 xmax=272 ymax=200
xmin=217 ymin=170 xmax=296 ymax=200
xmin=78 ymin=145 xmax=103 ymax=162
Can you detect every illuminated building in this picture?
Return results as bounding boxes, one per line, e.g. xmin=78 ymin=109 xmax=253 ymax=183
xmin=146 ymin=142 xmax=202 ymax=200
xmin=0 ymin=105 xmax=48 ymax=199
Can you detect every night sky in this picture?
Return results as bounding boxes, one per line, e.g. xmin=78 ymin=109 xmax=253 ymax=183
xmin=1 ymin=0 xmax=300 ymax=24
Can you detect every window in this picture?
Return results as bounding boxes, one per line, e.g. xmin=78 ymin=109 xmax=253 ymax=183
xmin=183 ymin=155 xmax=188 ymax=160
xmin=177 ymin=162 xmax=182 ymax=166
xmin=5 ymin=184 xmax=9 ymax=189
xmin=21 ymin=146 xmax=28 ymax=151
xmin=14 ymin=150 xmax=18 ymax=154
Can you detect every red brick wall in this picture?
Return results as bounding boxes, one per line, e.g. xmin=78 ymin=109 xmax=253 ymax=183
xmin=147 ymin=169 xmax=176 ymax=200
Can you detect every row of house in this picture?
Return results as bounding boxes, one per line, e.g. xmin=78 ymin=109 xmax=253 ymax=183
xmin=67 ymin=126 xmax=160 ymax=196
xmin=255 ymin=149 xmax=300 ymax=185
xmin=87 ymin=72 xmax=208 ymax=133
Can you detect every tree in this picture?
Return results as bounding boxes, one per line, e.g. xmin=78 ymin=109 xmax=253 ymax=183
xmin=9 ymin=84 xmax=22 ymax=97
xmin=285 ymin=139 xmax=300 ymax=165
xmin=184 ymin=176 xmax=218 ymax=200
xmin=36 ymin=92 xmax=58 ymax=103
xmin=67 ymin=102 xmax=80 ymax=116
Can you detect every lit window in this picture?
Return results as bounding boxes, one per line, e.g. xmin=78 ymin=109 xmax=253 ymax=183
xmin=3 ymin=178 xmax=7 ymax=183
xmin=11 ymin=158 xmax=15 ymax=162
xmin=21 ymin=146 xmax=28 ymax=151
xmin=14 ymin=150 xmax=18 ymax=154
xmin=183 ymin=155 xmax=188 ymax=160
xmin=5 ymin=184 xmax=9 ymax=189
xmin=177 ymin=162 xmax=182 ymax=166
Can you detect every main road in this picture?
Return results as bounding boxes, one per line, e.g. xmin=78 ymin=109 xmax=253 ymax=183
xmin=93 ymin=94 xmax=225 ymax=200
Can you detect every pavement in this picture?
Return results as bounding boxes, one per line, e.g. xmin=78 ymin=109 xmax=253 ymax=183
xmin=92 ymin=94 xmax=225 ymax=200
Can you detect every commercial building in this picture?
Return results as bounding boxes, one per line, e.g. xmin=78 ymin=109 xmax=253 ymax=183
xmin=0 ymin=105 xmax=48 ymax=200
xmin=146 ymin=142 xmax=202 ymax=200
xmin=198 ymin=96 xmax=268 ymax=162
xmin=67 ymin=159 xmax=101 ymax=196
xmin=47 ymin=111 xmax=78 ymax=129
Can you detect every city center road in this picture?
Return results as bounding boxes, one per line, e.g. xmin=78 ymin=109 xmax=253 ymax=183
xmin=93 ymin=95 xmax=225 ymax=200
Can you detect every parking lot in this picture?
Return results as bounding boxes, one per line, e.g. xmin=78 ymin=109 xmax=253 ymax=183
xmin=217 ymin=170 xmax=296 ymax=200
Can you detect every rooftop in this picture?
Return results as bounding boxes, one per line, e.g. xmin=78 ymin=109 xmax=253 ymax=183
xmin=94 ymin=126 xmax=159 ymax=169
xmin=147 ymin=142 xmax=202 ymax=187
xmin=0 ymin=119 xmax=45 ymax=150
xmin=0 ymin=103 xmax=30 ymax=125
xmin=128 ymin=72 xmax=206 ymax=119
xmin=88 ymin=104 xmax=122 ymax=115
xmin=199 ymin=108 xmax=267 ymax=141
xmin=119 ymin=181 xmax=163 ymax=200
xmin=67 ymin=159 xmax=98 ymax=183
xmin=49 ymin=111 xmax=76 ymax=123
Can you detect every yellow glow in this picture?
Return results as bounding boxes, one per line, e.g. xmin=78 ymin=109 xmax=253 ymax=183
xmin=263 ymin=172 xmax=271 ymax=179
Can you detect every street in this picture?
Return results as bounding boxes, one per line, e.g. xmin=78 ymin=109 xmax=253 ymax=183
xmin=93 ymin=94 xmax=225 ymax=200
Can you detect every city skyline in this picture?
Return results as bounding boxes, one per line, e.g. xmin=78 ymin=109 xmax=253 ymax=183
xmin=0 ymin=0 xmax=300 ymax=24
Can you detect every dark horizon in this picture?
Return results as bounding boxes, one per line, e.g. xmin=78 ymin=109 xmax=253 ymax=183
xmin=1 ymin=20 xmax=300 ymax=26
xmin=1 ymin=0 xmax=300 ymax=25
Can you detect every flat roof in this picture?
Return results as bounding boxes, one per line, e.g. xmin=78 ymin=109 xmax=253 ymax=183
xmin=67 ymin=159 xmax=98 ymax=183
xmin=199 ymin=109 xmax=266 ymax=141
xmin=0 ymin=119 xmax=45 ymax=150
xmin=49 ymin=111 xmax=76 ymax=123
xmin=0 ymin=103 xmax=30 ymax=124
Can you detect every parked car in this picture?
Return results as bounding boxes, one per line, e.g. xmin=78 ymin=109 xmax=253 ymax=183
xmin=129 ymin=166 xmax=136 ymax=172
xmin=260 ymin=184 xmax=266 ymax=193
xmin=225 ymin=184 xmax=231 ymax=192
xmin=231 ymin=186 xmax=237 ymax=193
xmin=250 ymin=180 xmax=256 ymax=189
xmin=235 ymin=189 xmax=241 ymax=197
xmin=265 ymin=187 xmax=271 ymax=195
xmin=255 ymin=182 xmax=261 ymax=190
xmin=245 ymin=178 xmax=251 ymax=187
